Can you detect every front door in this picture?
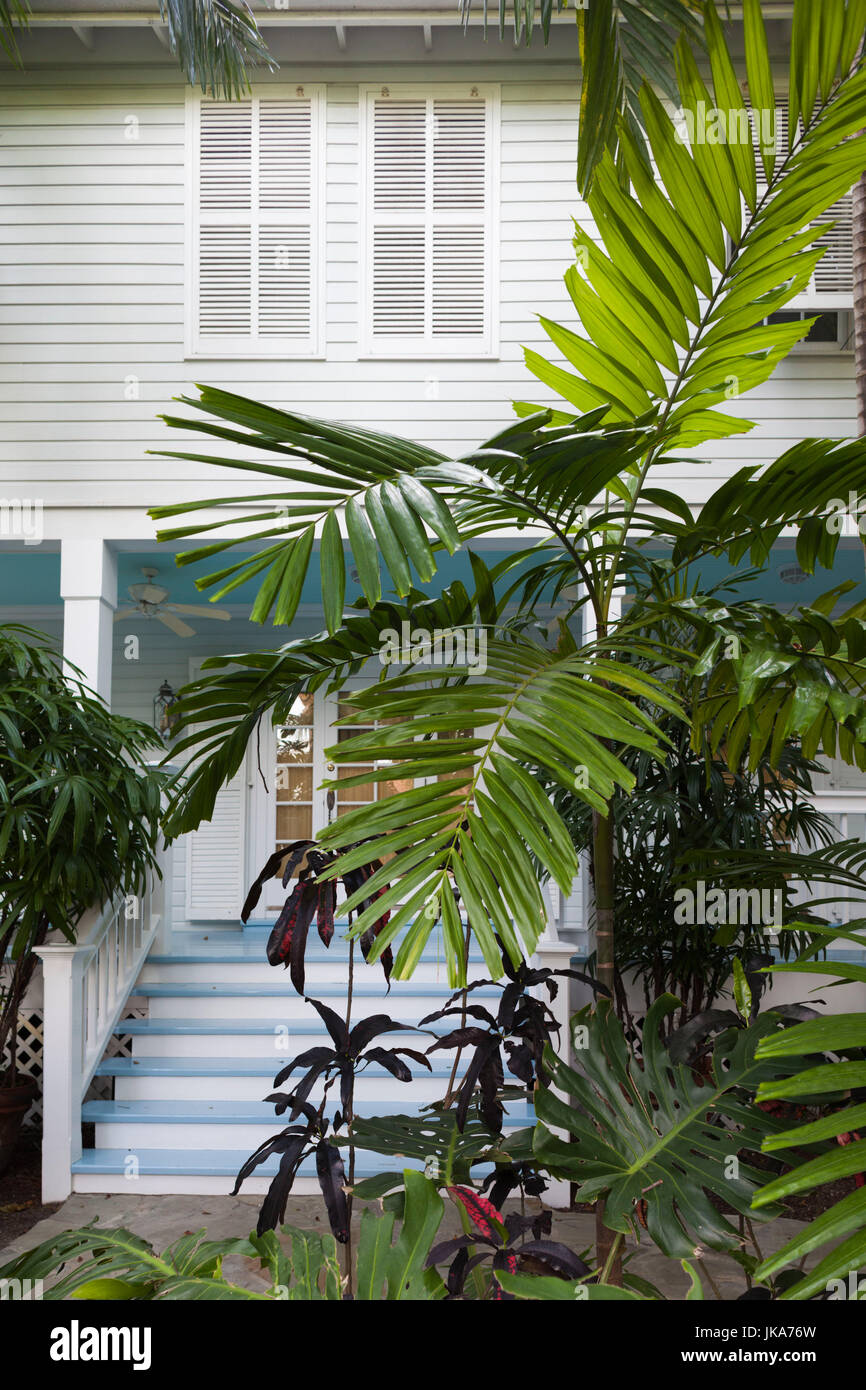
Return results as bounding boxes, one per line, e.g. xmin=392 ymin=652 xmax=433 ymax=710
xmin=248 ymin=679 xmax=415 ymax=915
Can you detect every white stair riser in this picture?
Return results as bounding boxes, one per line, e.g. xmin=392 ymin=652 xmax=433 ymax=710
xmin=129 ymin=1032 xmax=437 ymax=1059
xmin=144 ymin=995 xmax=473 ymax=1021
xmin=94 ymin=1121 xmax=469 ymax=1150
xmin=114 ymin=1074 xmax=455 ymax=1102
xmin=140 ymin=961 xmax=462 ymax=986
xmin=73 ymin=1174 xmax=323 ymax=1196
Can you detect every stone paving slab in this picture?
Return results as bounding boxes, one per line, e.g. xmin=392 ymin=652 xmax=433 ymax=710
xmin=0 ymin=1192 xmax=827 ymax=1300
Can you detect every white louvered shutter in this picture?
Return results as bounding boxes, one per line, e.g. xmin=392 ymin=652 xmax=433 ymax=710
xmin=192 ymin=93 xmax=322 ymax=354
xmin=364 ymin=88 xmax=497 ymax=355
xmin=751 ymin=101 xmax=853 ymax=307
xmin=184 ymin=664 xmax=248 ymax=922
xmin=185 ymin=770 xmax=247 ymax=921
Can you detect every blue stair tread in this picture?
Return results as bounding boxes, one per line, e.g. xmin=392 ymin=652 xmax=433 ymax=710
xmin=112 ymin=1017 xmax=453 ymax=1037
xmin=71 ymin=1149 xmax=480 ymax=1179
xmin=82 ymin=1098 xmax=534 ymax=1125
xmin=95 ymin=1056 xmax=463 ymax=1079
xmin=133 ymin=982 xmax=499 ymax=998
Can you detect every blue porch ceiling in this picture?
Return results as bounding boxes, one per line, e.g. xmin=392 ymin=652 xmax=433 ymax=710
xmin=2 ymin=540 xmax=865 ymax=614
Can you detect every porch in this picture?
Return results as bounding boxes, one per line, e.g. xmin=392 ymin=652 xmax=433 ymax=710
xmin=2 ymin=533 xmax=580 ymax=1202
xmin=5 ymin=533 xmax=866 ymax=1203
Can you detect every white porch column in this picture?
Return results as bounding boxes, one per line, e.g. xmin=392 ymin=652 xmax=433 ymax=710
xmin=60 ymin=539 xmax=116 ymax=704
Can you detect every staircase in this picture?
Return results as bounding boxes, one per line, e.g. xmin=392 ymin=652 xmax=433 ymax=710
xmin=71 ymin=923 xmax=532 ymax=1195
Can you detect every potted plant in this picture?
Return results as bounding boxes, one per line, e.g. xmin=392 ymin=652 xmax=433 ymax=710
xmin=0 ymin=624 xmax=165 ymax=1174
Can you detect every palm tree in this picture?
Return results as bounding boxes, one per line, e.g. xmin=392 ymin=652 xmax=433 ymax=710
xmin=150 ymin=0 xmax=866 ymax=979
xmin=144 ymin=0 xmax=866 ymax=1277
xmin=0 ymin=0 xmax=274 ymax=99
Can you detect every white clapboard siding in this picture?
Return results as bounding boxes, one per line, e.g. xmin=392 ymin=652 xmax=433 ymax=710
xmin=361 ymin=85 xmax=499 ymax=356
xmin=0 ymin=66 xmax=857 ymax=504
xmin=189 ymin=92 xmax=324 ymax=355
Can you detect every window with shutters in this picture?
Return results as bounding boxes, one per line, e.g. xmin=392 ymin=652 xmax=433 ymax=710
xmin=360 ymin=85 xmax=500 ymax=358
xmin=188 ymin=89 xmax=324 ymax=356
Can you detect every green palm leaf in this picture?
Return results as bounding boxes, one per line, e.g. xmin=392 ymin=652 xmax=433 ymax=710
xmin=523 ymin=0 xmax=866 ymax=449
xmin=0 ymin=0 xmax=29 ymax=65
xmin=459 ymin=0 xmax=703 ymax=195
xmin=316 ymin=634 xmax=679 ymax=980
xmin=749 ymin=928 xmax=866 ymax=1299
xmin=158 ymin=0 xmax=275 ymax=100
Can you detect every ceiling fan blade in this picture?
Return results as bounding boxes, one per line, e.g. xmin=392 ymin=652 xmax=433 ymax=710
xmin=164 ymin=603 xmax=231 ymax=621
xmin=113 ymin=608 xmax=139 ymax=621
xmin=156 ymin=611 xmax=196 ymax=638
xmin=130 ymin=583 xmax=169 ymax=604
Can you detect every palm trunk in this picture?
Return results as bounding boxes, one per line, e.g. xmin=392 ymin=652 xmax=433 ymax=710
xmin=591 ymin=810 xmax=616 ymax=999
xmin=855 ymin=169 xmax=866 ymax=436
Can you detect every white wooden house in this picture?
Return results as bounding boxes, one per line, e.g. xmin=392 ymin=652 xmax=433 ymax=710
xmin=0 ymin=1 xmax=864 ymax=1201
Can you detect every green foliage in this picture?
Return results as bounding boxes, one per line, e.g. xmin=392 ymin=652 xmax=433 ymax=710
xmin=542 ymin=630 xmax=841 ymax=1016
xmin=522 ymin=0 xmax=866 ymax=449
xmin=459 ymin=0 xmax=705 ymax=195
xmin=158 ymin=0 xmax=275 ymax=100
xmin=0 ymin=624 xmax=165 ymax=1080
xmin=494 ymin=1270 xmax=645 ymax=1300
xmin=750 ymin=926 xmax=866 ymax=1299
xmin=0 ymin=0 xmax=274 ymax=98
xmin=0 ymin=1224 xmax=266 ymax=1301
xmin=349 ymin=1109 xmax=536 ymax=1196
xmin=0 ymin=1170 xmax=445 ymax=1301
xmin=0 ymin=0 xmax=28 ymax=64
xmin=533 ymin=996 xmax=812 ymax=1258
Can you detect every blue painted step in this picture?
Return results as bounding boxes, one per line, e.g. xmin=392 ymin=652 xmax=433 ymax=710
xmin=72 ymin=1148 xmax=469 ymax=1179
xmin=82 ymin=1099 xmax=535 ymax=1125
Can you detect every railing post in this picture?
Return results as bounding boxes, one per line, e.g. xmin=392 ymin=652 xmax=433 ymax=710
xmin=152 ymin=839 xmax=173 ymax=954
xmin=33 ymin=944 xmax=86 ymax=1204
xmin=534 ymin=887 xmax=578 ymax=1211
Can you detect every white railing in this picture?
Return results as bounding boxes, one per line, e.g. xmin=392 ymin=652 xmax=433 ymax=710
xmin=34 ymin=843 xmax=172 ymax=1202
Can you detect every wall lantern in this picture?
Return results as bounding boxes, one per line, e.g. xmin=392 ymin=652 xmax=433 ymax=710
xmin=153 ymin=679 xmax=179 ymax=740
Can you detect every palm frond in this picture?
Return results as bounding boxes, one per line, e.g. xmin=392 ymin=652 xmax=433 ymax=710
xmin=458 ymin=0 xmax=704 ymax=194
xmin=158 ymin=0 xmax=275 ymax=100
xmin=0 ymin=0 xmax=30 ymax=66
xmin=523 ymin=0 xmax=866 ymax=447
xmin=751 ymin=926 xmax=866 ymax=1299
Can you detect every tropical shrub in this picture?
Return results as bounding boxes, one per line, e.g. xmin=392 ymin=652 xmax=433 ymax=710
xmin=0 ymin=624 xmax=165 ymax=1089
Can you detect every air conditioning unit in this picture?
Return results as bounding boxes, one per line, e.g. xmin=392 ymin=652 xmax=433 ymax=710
xmin=766 ymin=307 xmax=853 ymax=354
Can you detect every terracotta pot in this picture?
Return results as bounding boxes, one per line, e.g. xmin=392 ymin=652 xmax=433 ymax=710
xmin=0 ymin=1078 xmax=38 ymax=1177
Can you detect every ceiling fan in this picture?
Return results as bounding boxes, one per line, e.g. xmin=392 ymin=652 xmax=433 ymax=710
xmin=114 ymin=568 xmax=231 ymax=638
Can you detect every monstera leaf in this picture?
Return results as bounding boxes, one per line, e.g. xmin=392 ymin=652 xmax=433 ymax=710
xmin=350 ymin=1107 xmax=537 ymax=1198
xmin=533 ymin=996 xmax=812 ymax=1258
